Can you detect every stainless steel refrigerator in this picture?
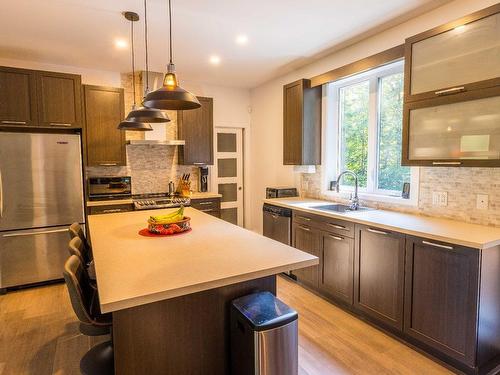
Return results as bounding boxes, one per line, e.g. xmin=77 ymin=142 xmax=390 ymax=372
xmin=0 ymin=132 xmax=85 ymax=291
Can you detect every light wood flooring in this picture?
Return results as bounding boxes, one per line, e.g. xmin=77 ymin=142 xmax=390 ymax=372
xmin=0 ymin=277 xmax=453 ymax=375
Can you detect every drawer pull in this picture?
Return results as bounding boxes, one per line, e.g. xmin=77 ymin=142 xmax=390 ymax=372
xmin=297 ymin=216 xmax=311 ymax=221
xmin=49 ymin=122 xmax=72 ymax=127
xmin=327 ymin=223 xmax=347 ymax=230
xmin=101 ymin=209 xmax=123 ymax=213
xmin=328 ymin=234 xmax=343 ymax=241
xmin=298 ymin=225 xmax=311 ymax=232
xmin=200 ymin=208 xmax=214 ymax=212
xmin=99 ymin=163 xmax=118 ymax=166
xmin=422 ymin=240 xmax=454 ymax=250
xmin=367 ymin=228 xmax=389 ymax=235
xmin=198 ymin=202 xmax=213 ymax=206
xmin=432 ymin=161 xmax=461 ymax=166
xmin=434 ymin=87 xmax=465 ymax=96
xmin=1 ymin=120 xmax=26 ymax=125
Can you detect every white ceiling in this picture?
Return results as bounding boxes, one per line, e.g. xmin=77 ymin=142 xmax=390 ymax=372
xmin=0 ymin=0 xmax=451 ymax=88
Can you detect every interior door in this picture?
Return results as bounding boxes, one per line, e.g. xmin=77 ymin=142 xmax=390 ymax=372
xmin=212 ymin=128 xmax=244 ymax=226
xmin=0 ymin=132 xmax=85 ymax=231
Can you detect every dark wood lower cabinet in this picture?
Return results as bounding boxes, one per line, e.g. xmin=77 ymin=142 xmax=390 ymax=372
xmin=320 ymin=232 xmax=354 ymax=305
xmin=191 ymin=197 xmax=221 ymax=218
xmin=354 ymin=225 xmax=405 ymax=330
xmin=404 ymin=237 xmax=479 ymax=366
xmin=292 ymin=223 xmax=320 ymax=289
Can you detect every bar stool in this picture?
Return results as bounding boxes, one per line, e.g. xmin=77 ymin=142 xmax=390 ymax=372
xmin=68 ymin=237 xmax=96 ymax=281
xmin=63 ymin=255 xmax=113 ymax=375
xmin=69 ymin=222 xmax=92 ymax=259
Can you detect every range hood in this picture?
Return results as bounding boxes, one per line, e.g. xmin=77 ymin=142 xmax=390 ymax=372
xmin=126 ymin=123 xmax=185 ymax=146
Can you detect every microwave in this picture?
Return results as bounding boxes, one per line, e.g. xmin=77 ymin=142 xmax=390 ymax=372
xmin=266 ymin=187 xmax=298 ymax=199
xmin=88 ymin=176 xmax=132 ymax=200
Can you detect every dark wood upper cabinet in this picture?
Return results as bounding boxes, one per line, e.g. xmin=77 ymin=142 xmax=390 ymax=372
xmin=354 ymin=224 xmax=405 ymax=331
xmin=401 ymin=4 xmax=500 ymax=167
xmin=404 ymin=237 xmax=480 ymax=366
xmin=292 ymin=222 xmax=320 ymax=289
xmin=0 ymin=67 xmax=38 ymax=127
xmin=320 ymin=232 xmax=354 ymax=305
xmin=283 ymin=79 xmax=321 ymax=165
xmin=178 ymin=96 xmax=213 ymax=165
xmin=36 ymin=71 xmax=83 ymax=128
xmin=83 ymin=85 xmax=126 ymax=167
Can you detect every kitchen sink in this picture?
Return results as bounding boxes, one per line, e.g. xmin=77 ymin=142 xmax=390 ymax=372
xmin=311 ymin=204 xmax=372 ymax=213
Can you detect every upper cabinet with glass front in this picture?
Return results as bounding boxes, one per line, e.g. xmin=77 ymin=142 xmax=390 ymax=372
xmin=402 ymin=4 xmax=500 ymax=167
xmin=404 ymin=3 xmax=500 ymax=102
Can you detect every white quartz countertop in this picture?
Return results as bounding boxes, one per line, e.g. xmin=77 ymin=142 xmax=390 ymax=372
xmin=264 ymin=197 xmax=500 ymax=250
xmin=88 ymin=207 xmax=317 ymax=313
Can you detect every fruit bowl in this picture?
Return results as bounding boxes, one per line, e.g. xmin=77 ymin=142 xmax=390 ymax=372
xmin=147 ymin=216 xmax=191 ymax=235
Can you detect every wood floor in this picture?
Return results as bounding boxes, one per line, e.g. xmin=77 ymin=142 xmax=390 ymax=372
xmin=0 ymin=277 xmax=453 ymax=375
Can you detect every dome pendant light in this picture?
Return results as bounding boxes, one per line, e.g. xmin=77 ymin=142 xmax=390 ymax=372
xmin=143 ymin=0 xmax=201 ymax=110
xmin=118 ymin=11 xmax=153 ymax=131
xmin=125 ymin=0 xmax=171 ymax=123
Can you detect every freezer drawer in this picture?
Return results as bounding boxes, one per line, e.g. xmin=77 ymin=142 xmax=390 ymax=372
xmin=0 ymin=226 xmax=71 ymax=288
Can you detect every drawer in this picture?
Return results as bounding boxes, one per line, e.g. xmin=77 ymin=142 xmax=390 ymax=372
xmin=191 ymin=198 xmax=221 ymax=210
xmin=88 ymin=204 xmax=134 ymax=215
xmin=318 ymin=217 xmax=355 ymax=238
xmin=196 ymin=207 xmax=220 ymax=218
xmin=293 ymin=211 xmax=321 ymax=227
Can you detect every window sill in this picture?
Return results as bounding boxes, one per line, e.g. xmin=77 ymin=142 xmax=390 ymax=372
xmin=322 ymin=189 xmax=419 ymax=207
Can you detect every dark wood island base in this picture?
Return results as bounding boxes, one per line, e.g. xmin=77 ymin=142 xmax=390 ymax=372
xmin=112 ymin=275 xmax=277 ymax=375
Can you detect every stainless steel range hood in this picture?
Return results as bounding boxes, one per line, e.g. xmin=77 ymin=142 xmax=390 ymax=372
xmin=126 ymin=123 xmax=185 ymax=146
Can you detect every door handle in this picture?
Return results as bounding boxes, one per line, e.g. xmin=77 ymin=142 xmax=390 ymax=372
xmin=0 ymin=168 xmax=3 ymax=218
xmin=422 ymin=240 xmax=454 ymax=250
xmin=366 ymin=228 xmax=389 ymax=235
xmin=3 ymin=228 xmax=68 ymax=237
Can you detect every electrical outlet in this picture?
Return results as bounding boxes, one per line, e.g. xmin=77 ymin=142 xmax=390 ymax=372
xmin=476 ymin=194 xmax=488 ymax=210
xmin=432 ymin=191 xmax=448 ymax=206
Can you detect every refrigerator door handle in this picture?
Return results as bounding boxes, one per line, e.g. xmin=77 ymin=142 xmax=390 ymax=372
xmin=2 ymin=228 xmax=68 ymax=238
xmin=0 ymin=168 xmax=3 ymax=218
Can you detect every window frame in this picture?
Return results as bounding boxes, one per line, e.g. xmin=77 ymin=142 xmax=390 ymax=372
xmin=322 ymin=59 xmax=419 ymax=206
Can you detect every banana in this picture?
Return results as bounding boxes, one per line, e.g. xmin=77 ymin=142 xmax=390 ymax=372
xmin=149 ymin=206 xmax=185 ymax=224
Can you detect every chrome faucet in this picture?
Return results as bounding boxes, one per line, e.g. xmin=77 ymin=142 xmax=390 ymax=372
xmin=335 ymin=170 xmax=359 ymax=210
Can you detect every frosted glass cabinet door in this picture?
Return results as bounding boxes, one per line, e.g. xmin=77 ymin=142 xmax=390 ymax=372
xmin=405 ymin=94 xmax=500 ymax=165
xmin=407 ymin=7 xmax=500 ymax=100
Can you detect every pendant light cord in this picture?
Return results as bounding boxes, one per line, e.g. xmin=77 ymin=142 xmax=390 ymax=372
xmin=144 ymin=0 xmax=149 ymax=94
xmin=169 ymin=0 xmax=173 ymax=64
xmin=130 ymin=18 xmax=137 ymax=107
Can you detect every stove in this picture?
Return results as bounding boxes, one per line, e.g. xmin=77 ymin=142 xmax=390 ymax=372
xmin=133 ymin=193 xmax=191 ymax=210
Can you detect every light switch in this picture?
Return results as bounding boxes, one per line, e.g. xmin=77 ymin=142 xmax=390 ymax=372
xmin=476 ymin=194 xmax=488 ymax=210
xmin=432 ymin=191 xmax=448 ymax=206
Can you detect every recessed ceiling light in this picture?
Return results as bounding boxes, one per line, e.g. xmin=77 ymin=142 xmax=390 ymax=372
xmin=209 ymin=55 xmax=221 ymax=65
xmin=115 ymin=38 xmax=128 ymax=49
xmin=235 ymin=34 xmax=248 ymax=45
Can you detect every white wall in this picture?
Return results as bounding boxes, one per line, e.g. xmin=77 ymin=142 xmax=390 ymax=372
xmin=248 ymin=0 xmax=499 ymax=233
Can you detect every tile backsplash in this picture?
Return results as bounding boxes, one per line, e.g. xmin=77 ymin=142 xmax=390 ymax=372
xmin=86 ymin=72 xmax=199 ymax=195
xmin=300 ymin=166 xmax=500 ymax=227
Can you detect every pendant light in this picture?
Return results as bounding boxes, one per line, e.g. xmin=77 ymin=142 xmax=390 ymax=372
xmin=143 ymin=0 xmax=201 ymax=110
xmin=125 ymin=0 xmax=171 ymax=123
xmin=118 ymin=11 xmax=153 ymax=131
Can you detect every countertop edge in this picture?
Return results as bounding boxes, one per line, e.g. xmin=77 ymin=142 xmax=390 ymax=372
xmin=100 ymin=258 xmax=318 ymax=313
xmin=264 ymin=199 xmax=499 ymax=250
xmin=86 ymin=199 xmax=134 ymax=207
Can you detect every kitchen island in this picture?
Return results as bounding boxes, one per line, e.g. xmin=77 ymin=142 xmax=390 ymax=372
xmin=88 ymin=207 xmax=317 ymax=374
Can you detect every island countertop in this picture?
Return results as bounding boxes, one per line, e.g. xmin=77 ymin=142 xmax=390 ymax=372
xmin=88 ymin=207 xmax=318 ymax=313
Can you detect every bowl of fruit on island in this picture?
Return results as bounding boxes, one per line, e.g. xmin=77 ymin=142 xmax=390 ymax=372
xmin=147 ymin=206 xmax=191 ymax=235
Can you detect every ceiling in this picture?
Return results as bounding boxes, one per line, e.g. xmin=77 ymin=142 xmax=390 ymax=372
xmin=0 ymin=0 xmax=452 ymax=88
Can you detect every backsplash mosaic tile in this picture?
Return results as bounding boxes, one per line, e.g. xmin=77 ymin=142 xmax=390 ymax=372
xmin=300 ymin=166 xmax=500 ymax=227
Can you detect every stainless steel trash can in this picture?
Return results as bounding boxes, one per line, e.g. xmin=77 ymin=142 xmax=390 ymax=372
xmin=230 ymin=291 xmax=298 ymax=375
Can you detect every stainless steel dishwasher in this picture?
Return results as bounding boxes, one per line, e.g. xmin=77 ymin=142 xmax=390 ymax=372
xmin=263 ymin=204 xmax=292 ymax=245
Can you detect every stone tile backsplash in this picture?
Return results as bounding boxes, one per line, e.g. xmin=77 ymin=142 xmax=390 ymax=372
xmin=300 ymin=166 xmax=500 ymax=227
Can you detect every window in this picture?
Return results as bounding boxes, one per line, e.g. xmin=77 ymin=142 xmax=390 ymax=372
xmin=325 ymin=60 xmax=418 ymax=203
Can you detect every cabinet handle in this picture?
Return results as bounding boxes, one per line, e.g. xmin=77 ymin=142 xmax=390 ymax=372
xmin=298 ymin=225 xmax=310 ymax=232
xmin=1 ymin=120 xmax=26 ymax=125
xmin=198 ymin=202 xmax=213 ymax=206
xmin=422 ymin=240 xmax=454 ymax=250
xmin=367 ymin=228 xmax=389 ymax=235
xmin=327 ymin=223 xmax=347 ymax=230
xmin=328 ymin=234 xmax=343 ymax=241
xmin=49 ymin=122 xmax=72 ymax=127
xmin=193 ymin=162 xmax=205 ymax=165
xmin=200 ymin=208 xmax=214 ymax=212
xmin=271 ymin=214 xmax=279 ymax=219
xmin=434 ymin=87 xmax=465 ymax=96
xmin=101 ymin=209 xmax=123 ymax=213
xmin=99 ymin=163 xmax=118 ymax=166
xmin=297 ymin=216 xmax=311 ymax=221
xmin=432 ymin=161 xmax=461 ymax=166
